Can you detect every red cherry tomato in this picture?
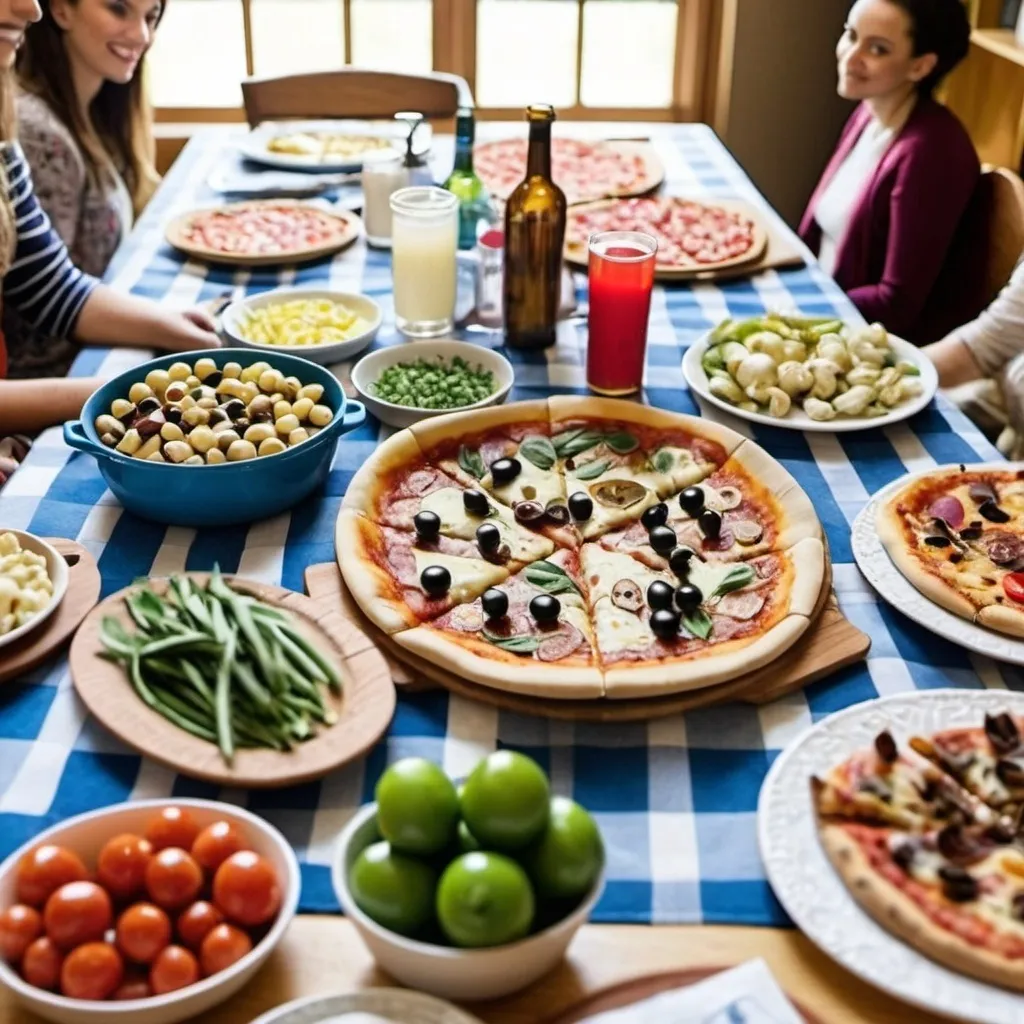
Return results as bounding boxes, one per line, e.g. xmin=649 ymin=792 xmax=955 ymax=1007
xmin=0 ymin=904 xmax=42 ymax=963
xmin=149 ymin=945 xmax=200 ymax=995
xmin=176 ymin=900 xmax=224 ymax=951
xmin=97 ymin=833 xmax=153 ymax=902
xmin=116 ymin=903 xmax=172 ymax=964
xmin=145 ymin=848 xmax=203 ymax=911
xmin=15 ymin=846 xmax=89 ymax=908
xmin=60 ymin=942 xmax=124 ymax=1001
xmin=144 ymin=808 xmax=200 ymax=852
xmin=21 ymin=936 xmax=63 ymax=990
xmin=1005 ymin=572 xmax=1024 ymax=604
xmin=43 ymin=881 xmax=113 ymax=950
xmin=199 ymin=923 xmax=252 ymax=977
xmin=191 ymin=821 xmax=247 ymax=875
xmin=112 ymin=973 xmax=152 ymax=1000
xmin=212 ymin=851 xmax=281 ymax=927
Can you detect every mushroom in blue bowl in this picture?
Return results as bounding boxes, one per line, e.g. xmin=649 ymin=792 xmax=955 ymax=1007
xmin=63 ymin=347 xmax=365 ymax=527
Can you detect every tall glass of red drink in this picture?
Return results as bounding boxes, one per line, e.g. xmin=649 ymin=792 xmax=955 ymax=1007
xmin=586 ymin=230 xmax=658 ymax=395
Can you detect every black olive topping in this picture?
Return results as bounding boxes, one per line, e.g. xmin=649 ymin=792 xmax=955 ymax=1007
xmin=490 ymin=457 xmax=521 ymax=485
xmin=476 ymin=522 xmax=501 ymax=553
xmin=980 ymin=499 xmax=1011 ymax=524
xmin=669 ymin=547 xmax=695 ymax=578
xmin=529 ymin=594 xmax=561 ymax=623
xmin=649 ymin=525 xmax=678 ymax=556
xmin=513 ymin=500 xmax=545 ymax=524
xmin=650 ymin=608 xmax=681 ymax=640
xmin=892 ymin=841 xmax=916 ymax=872
xmin=674 ymin=583 xmax=703 ymax=612
xmin=874 ymin=731 xmax=898 ymax=764
xmin=679 ymin=487 xmax=704 ymax=516
xmin=698 ymin=509 xmax=722 ymax=540
xmin=463 ymin=489 xmax=490 ymax=516
xmin=544 ymin=501 xmax=570 ymax=526
xmin=924 ymin=536 xmax=951 ymax=548
xmin=985 ymin=712 xmax=1021 ymax=755
xmin=413 ymin=510 xmax=441 ymax=541
xmin=481 ymin=588 xmax=509 ymax=620
xmin=938 ymin=864 xmax=979 ymax=903
xmin=568 ymin=491 xmax=593 ymax=521
xmin=641 ymin=503 xmax=669 ymax=532
xmin=646 ymin=580 xmax=676 ymax=611
xmin=420 ymin=565 xmax=451 ymax=597
xmin=959 ymin=527 xmax=983 ymax=541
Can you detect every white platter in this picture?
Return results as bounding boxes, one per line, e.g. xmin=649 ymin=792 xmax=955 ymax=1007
xmin=852 ymin=463 xmax=1024 ymax=666
xmin=0 ymin=528 xmax=69 ymax=652
xmin=682 ymin=330 xmax=938 ymax=432
xmin=758 ymin=688 xmax=1024 ymax=1024
xmin=240 ymin=119 xmax=432 ymax=174
xmin=248 ymin=990 xmax=483 ymax=1024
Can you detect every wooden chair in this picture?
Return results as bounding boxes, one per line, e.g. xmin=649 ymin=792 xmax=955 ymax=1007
xmin=241 ymin=68 xmax=474 ymax=128
xmin=920 ymin=165 xmax=1024 ymax=342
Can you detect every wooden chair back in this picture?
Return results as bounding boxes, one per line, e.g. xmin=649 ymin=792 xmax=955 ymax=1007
xmin=920 ymin=165 xmax=1024 ymax=343
xmin=241 ymin=69 xmax=474 ymax=128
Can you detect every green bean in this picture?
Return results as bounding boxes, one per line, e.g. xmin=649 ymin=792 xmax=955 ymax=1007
xmin=276 ymin=623 xmax=342 ymax=691
xmin=230 ymin=661 xmax=273 ymax=710
xmin=215 ymin=627 xmax=237 ymax=763
xmin=178 ymin=659 xmax=216 ymax=707
xmin=100 ymin=617 xmax=138 ymax=658
xmin=130 ymin=653 xmax=216 ymax=742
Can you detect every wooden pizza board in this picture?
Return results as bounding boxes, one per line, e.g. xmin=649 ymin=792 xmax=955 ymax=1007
xmin=303 ymin=560 xmax=871 ymax=722
xmin=543 ymin=966 xmax=824 ymax=1024
xmin=164 ymin=200 xmax=362 ymax=267
xmin=69 ymin=574 xmax=395 ymax=788
xmin=0 ymin=539 xmax=101 ymax=686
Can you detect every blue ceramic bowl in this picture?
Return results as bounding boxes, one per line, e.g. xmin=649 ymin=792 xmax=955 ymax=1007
xmin=64 ymin=347 xmax=365 ymax=527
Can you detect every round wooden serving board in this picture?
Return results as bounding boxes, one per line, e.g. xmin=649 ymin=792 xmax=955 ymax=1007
xmin=164 ymin=200 xmax=362 ymax=267
xmin=0 ymin=539 xmax=100 ymax=686
xmin=564 ymin=196 xmax=769 ymax=281
xmin=544 ymin=966 xmax=824 ymax=1023
xmin=70 ymin=574 xmax=395 ymax=788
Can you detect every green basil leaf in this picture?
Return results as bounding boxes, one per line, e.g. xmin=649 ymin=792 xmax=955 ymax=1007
xmin=652 ymin=449 xmax=675 ymax=474
xmin=711 ymin=565 xmax=756 ymax=598
xmin=482 ymin=632 xmax=542 ymax=655
xmin=605 ymin=431 xmax=639 ymax=455
xmin=681 ymin=609 xmax=713 ymax=640
xmin=526 ymin=560 xmax=581 ymax=597
xmin=519 ymin=436 xmax=556 ymax=471
xmin=555 ymin=430 xmax=604 ymax=459
xmin=552 ymin=427 xmax=585 ymax=451
xmin=572 ymin=459 xmax=611 ymax=481
xmin=458 ymin=445 xmax=485 ymax=480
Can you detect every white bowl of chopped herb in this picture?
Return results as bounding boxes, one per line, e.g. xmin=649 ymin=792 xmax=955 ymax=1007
xmin=351 ymin=341 xmax=514 ymax=428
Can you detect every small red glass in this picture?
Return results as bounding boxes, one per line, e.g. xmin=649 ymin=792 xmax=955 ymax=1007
xmin=586 ymin=230 xmax=658 ymax=395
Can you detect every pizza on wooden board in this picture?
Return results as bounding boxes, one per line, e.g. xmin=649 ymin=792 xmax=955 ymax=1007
xmin=473 ymin=137 xmax=662 ymax=206
xmin=337 ymin=398 xmax=826 ymax=699
xmin=877 ymin=466 xmax=1024 ymax=637
xmin=813 ymin=713 xmax=1024 ymax=991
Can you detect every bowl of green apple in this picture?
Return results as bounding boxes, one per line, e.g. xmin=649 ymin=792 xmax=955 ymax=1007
xmin=331 ymin=751 xmax=605 ymax=1001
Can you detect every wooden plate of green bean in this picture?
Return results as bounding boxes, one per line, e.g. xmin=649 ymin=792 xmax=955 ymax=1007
xmin=68 ymin=571 xmax=396 ymax=788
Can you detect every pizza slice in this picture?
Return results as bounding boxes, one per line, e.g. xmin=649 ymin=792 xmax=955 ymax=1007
xmin=596 ymin=441 xmax=820 ymax=569
xmin=336 ymin=510 xmax=509 ymax=634
xmin=878 ymin=466 xmax=1024 ymax=637
xmin=393 ymin=547 xmax=602 ymax=698
xmin=580 ymin=539 xmax=822 ymax=697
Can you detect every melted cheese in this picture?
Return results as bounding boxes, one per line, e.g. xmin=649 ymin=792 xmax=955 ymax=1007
xmin=411 ymin=549 xmax=506 ymax=603
xmin=964 ymin=755 xmax=1012 ymax=805
xmin=592 ymin=597 xmax=654 ymax=653
xmin=485 ymin=452 xmax=564 ymax=509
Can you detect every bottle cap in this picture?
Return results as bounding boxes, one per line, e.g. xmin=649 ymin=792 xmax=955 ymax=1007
xmin=526 ymin=104 xmax=556 ymax=122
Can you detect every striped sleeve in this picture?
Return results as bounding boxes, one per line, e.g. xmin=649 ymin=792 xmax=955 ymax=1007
xmin=2 ymin=143 xmax=97 ymax=339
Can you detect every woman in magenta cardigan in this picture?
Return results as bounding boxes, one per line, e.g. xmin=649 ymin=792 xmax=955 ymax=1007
xmin=799 ymin=0 xmax=978 ymax=342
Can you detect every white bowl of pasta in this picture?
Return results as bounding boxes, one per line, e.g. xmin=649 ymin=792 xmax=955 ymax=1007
xmin=220 ymin=288 xmax=382 ymax=365
xmin=0 ymin=529 xmax=69 ymax=652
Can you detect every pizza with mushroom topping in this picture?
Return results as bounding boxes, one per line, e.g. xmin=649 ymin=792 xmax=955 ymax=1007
xmin=337 ymin=398 xmax=826 ymax=699
xmin=878 ymin=466 xmax=1024 ymax=637
xmin=814 ymin=713 xmax=1024 ymax=992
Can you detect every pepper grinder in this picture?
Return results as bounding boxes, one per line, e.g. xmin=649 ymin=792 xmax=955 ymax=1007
xmin=393 ymin=111 xmax=434 ymax=188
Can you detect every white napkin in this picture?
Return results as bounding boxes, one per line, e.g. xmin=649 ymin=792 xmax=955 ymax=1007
xmin=580 ymin=960 xmax=804 ymax=1024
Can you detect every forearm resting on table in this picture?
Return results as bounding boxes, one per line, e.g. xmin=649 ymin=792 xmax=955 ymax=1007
xmin=74 ymin=285 xmax=215 ymax=352
xmin=923 ymin=334 xmax=985 ymax=389
xmin=0 ymin=377 xmax=103 ymax=435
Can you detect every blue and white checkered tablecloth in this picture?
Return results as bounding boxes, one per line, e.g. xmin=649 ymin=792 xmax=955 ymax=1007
xmin=0 ymin=123 xmax=1010 ymax=927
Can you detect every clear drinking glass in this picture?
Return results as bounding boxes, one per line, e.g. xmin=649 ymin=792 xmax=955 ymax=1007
xmin=586 ymin=230 xmax=658 ymax=395
xmin=361 ymin=151 xmax=408 ymax=248
xmin=390 ymin=186 xmax=459 ymax=338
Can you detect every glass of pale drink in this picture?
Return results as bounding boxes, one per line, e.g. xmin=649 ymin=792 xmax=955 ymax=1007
xmin=390 ymin=186 xmax=459 ymax=338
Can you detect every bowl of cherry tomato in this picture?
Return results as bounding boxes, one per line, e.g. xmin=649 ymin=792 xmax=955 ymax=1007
xmin=0 ymin=799 xmax=299 ymax=1024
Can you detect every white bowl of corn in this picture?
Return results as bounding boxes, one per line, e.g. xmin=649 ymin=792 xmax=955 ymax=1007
xmin=220 ymin=288 xmax=382 ymax=365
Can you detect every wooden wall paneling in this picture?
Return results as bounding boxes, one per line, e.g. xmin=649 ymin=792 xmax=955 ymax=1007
xmin=703 ymin=0 xmax=738 ymax=135
xmin=674 ymin=0 xmax=713 ymax=121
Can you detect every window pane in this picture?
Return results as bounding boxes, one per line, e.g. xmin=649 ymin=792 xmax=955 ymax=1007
xmin=251 ymin=0 xmax=345 ymax=77
xmin=476 ymin=0 xmax=577 ymax=108
xmin=148 ymin=0 xmax=246 ymax=106
xmin=351 ymin=0 xmax=432 ymax=73
xmin=580 ymin=0 xmax=676 ymax=108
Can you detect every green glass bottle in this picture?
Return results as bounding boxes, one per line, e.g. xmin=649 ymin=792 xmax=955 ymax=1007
xmin=443 ymin=106 xmax=489 ymax=250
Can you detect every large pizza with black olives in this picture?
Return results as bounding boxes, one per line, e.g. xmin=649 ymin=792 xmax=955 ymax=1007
xmin=878 ymin=465 xmax=1024 ymax=637
xmin=337 ymin=398 xmax=825 ymax=700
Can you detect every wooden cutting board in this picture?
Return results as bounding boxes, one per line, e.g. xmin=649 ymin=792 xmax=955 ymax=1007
xmin=70 ymin=574 xmax=395 ymax=788
xmin=0 ymin=539 xmax=100 ymax=686
xmin=304 ymin=561 xmax=870 ymax=722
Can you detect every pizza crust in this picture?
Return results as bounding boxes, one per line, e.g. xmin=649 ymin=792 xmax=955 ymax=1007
xmin=394 ymin=626 xmax=604 ymax=699
xmin=408 ymin=400 xmax=551 ymax=455
xmin=341 ymin=429 xmax=424 ymax=517
xmin=976 ymin=604 xmax=1024 ymax=638
xmin=819 ymin=823 xmax=1024 ymax=993
xmin=785 ymin=537 xmax=827 ymax=619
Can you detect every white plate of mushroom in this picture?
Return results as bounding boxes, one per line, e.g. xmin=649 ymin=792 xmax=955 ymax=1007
xmin=682 ymin=314 xmax=938 ymax=432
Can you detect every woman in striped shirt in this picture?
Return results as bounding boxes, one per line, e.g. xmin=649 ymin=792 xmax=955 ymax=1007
xmin=0 ymin=0 xmax=216 ymax=442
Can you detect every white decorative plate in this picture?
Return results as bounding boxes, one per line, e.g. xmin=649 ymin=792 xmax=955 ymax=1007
xmin=852 ymin=463 xmax=1024 ymax=666
xmin=0 ymin=529 xmax=69 ymax=652
xmin=682 ymin=331 xmax=937 ymax=432
xmin=247 ymin=989 xmax=484 ymax=1024
xmin=759 ymin=688 xmax=1024 ymax=1024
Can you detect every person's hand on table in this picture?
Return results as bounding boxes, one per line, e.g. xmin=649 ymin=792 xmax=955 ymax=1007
xmin=0 ymin=376 xmax=106 ymax=436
